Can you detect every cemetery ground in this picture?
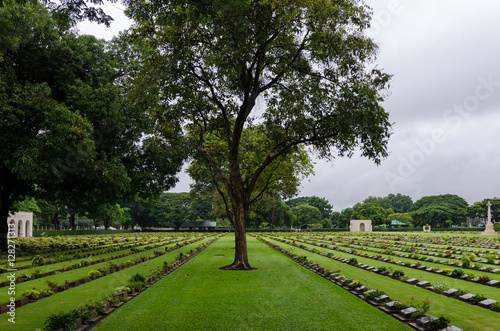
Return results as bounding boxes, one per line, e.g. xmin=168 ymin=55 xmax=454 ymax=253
xmin=0 ymin=232 xmax=498 ymax=330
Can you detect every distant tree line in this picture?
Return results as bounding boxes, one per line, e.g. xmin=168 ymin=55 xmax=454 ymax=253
xmin=337 ymin=194 xmax=497 ymax=228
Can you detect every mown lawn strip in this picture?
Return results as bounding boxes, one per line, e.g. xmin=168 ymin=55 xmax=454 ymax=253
xmin=96 ymin=234 xmax=411 ymax=331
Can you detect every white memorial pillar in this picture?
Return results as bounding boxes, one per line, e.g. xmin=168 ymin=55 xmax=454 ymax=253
xmin=482 ymin=201 xmax=498 ymax=236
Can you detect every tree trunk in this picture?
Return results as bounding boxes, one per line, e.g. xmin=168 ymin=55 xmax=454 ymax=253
xmin=0 ymin=206 xmax=10 ymax=252
xmin=52 ymin=214 xmax=60 ymax=230
xmin=0 ymin=172 xmax=23 ymax=251
xmin=269 ymin=206 xmax=275 ymax=229
xmin=69 ymin=213 xmax=76 ymax=230
xmin=220 ymin=204 xmax=255 ymax=270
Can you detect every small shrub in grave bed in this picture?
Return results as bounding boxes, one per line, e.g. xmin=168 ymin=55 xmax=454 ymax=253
xmin=486 ymin=255 xmax=496 ymax=264
xmin=128 ymin=272 xmax=146 ymax=291
xmin=176 ymin=252 xmax=186 ymax=262
xmin=44 ymin=310 xmax=80 ymax=331
xmin=348 ymin=257 xmax=358 ymax=265
xmin=450 ymin=268 xmax=465 ymax=278
xmin=32 ymin=254 xmax=45 ymax=266
xmin=114 ymin=286 xmax=131 ymax=295
xmin=461 ymin=256 xmax=471 ymax=268
xmin=363 ymin=289 xmax=385 ymax=301
xmin=432 ymin=283 xmax=449 ymax=294
xmin=296 ymin=255 xmax=308 ymax=264
xmin=392 ymin=270 xmax=405 ymax=278
xmin=31 ymin=268 xmax=42 ymax=279
xmin=469 ymin=294 xmax=487 ymax=304
xmin=491 ymin=302 xmax=500 ymax=312
xmin=428 ymin=315 xmax=451 ymax=331
xmin=88 ymin=270 xmax=102 ymax=278
xmin=375 ymin=266 xmax=388 ymax=274
xmin=21 ymin=288 xmax=41 ymax=300
xmin=16 ymin=273 xmax=30 ymax=281
xmin=43 ymin=289 xmax=54 ymax=297
xmin=441 ymin=268 xmax=453 ymax=275
xmin=477 ymin=276 xmax=491 ymax=284
xmin=88 ymin=300 xmax=106 ymax=315
xmin=410 ymin=298 xmax=430 ymax=319
xmin=80 ymin=258 xmax=90 ymax=267
xmin=128 ymin=281 xmax=145 ymax=292
xmin=394 ymin=300 xmax=410 ymax=310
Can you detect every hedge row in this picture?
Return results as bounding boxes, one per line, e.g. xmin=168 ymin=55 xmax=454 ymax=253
xmin=33 ymin=230 xmax=136 ymax=237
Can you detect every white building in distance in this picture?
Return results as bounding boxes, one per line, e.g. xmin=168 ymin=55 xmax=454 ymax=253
xmin=350 ymin=220 xmax=372 ymax=232
xmin=7 ymin=212 xmax=33 ymax=238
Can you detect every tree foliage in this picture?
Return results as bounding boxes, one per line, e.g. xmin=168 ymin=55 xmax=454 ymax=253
xmin=124 ymin=193 xmax=214 ymax=229
xmin=0 ymin=0 xmax=185 ymax=250
xmin=290 ymin=204 xmax=322 ymax=227
xmin=125 ymin=0 xmax=392 ymax=269
xmin=338 ymin=208 xmax=354 ymax=228
xmin=286 ymin=196 xmax=333 ymax=220
xmin=353 ymin=202 xmax=388 ymax=225
xmin=363 ymin=193 xmax=412 ymax=213
xmin=466 ymin=198 xmax=500 ymax=223
xmin=410 ymin=194 xmax=468 ymax=227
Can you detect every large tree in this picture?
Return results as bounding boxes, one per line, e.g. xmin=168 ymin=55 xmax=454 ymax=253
xmin=410 ymin=194 xmax=468 ymax=227
xmin=0 ymin=0 xmax=185 ymax=250
xmin=187 ymin=127 xmax=314 ymax=227
xmin=125 ymin=0 xmax=392 ymax=269
xmin=0 ymin=0 xmax=96 ymax=249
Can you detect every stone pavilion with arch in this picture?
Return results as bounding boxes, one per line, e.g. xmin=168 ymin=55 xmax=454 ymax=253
xmin=7 ymin=212 xmax=33 ymax=238
xmin=350 ymin=219 xmax=372 ymax=232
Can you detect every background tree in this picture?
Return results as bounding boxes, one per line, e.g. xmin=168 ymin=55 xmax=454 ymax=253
xmin=126 ymin=0 xmax=392 ymax=269
xmin=330 ymin=211 xmax=341 ymax=227
xmin=387 ymin=193 xmax=413 ymax=213
xmin=353 ymin=203 xmax=388 ymax=225
xmin=363 ymin=196 xmax=391 ymax=210
xmin=89 ymin=203 xmax=124 ymax=229
xmin=0 ymin=0 xmax=96 ymax=249
xmin=466 ymin=198 xmax=500 ymax=223
xmin=286 ymin=196 xmax=333 ymax=220
xmin=338 ymin=208 xmax=354 ymax=228
xmin=0 ymin=0 xmax=186 ymax=250
xmin=410 ymin=194 xmax=468 ymax=227
xmin=290 ymin=204 xmax=322 ymax=228
xmin=386 ymin=212 xmax=413 ymax=225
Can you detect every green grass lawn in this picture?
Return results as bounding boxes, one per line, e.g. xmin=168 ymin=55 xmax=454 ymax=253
xmin=262 ymin=235 xmax=500 ymax=331
xmin=96 ymin=234 xmax=411 ymax=331
xmin=0 ymin=237 xmax=214 ymax=330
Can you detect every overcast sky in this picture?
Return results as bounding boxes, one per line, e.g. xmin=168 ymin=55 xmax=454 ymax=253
xmin=79 ymin=0 xmax=500 ymax=211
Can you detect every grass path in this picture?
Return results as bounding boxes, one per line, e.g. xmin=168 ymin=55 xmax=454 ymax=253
xmin=96 ymin=234 xmax=410 ymax=331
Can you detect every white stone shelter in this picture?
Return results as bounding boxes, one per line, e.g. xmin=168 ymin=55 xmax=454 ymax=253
xmin=7 ymin=211 xmax=33 ymax=238
xmin=350 ymin=220 xmax=372 ymax=232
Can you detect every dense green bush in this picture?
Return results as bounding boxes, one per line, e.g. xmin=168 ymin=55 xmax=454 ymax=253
xmin=450 ymin=268 xmax=465 ymax=278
